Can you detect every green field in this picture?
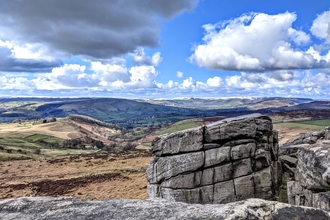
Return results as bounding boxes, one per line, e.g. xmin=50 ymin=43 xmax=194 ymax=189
xmin=25 ymin=134 xmax=64 ymax=144
xmin=156 ymin=121 xmax=199 ymax=135
xmin=0 ymin=132 xmax=97 ymax=161
xmin=274 ymin=119 xmax=330 ymax=131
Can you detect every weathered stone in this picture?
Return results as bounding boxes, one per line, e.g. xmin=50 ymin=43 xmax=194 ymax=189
xmin=155 ymin=151 xmax=204 ymax=182
xmin=204 ymin=113 xmax=262 ymax=143
xmin=234 ymin=175 xmax=255 ymax=200
xmin=152 ymin=127 xmax=203 ymax=156
xmin=214 ymin=163 xmax=233 ymax=183
xmin=1 ymin=197 xmax=329 ymax=220
xmin=270 ymin=130 xmax=279 ymax=160
xmin=200 ymin=185 xmax=214 ymax=204
xmin=203 ymin=143 xmax=222 ymax=150
xmin=287 ymin=181 xmax=300 ymax=205
xmin=213 ymin=180 xmax=236 ymax=204
xmin=201 ymin=167 xmax=214 ymax=186
xmin=161 ymin=186 xmax=213 ymax=204
xmin=204 ymin=146 xmax=230 ymax=168
xmin=255 ymin=117 xmax=273 ymax=132
xmin=325 ymin=130 xmax=330 ymax=140
xmin=283 ymin=128 xmax=330 ymax=211
xmin=232 ymin=158 xmax=252 ymax=178
xmin=161 ymin=171 xmax=202 ymax=189
xmin=183 ymin=188 xmax=201 ymax=204
xmin=147 ymin=114 xmax=280 ymax=205
xmin=222 ymin=139 xmax=255 ymax=147
xmin=147 ymin=184 xmax=160 ymax=199
xmin=253 ymin=167 xmax=273 ymax=199
xmin=313 ymin=193 xmax=330 ymax=211
xmin=145 ymin=158 xmax=157 ymax=184
xmin=279 ymin=155 xmax=298 ymax=167
xmin=271 ymin=161 xmax=283 ymax=191
xmin=295 ymin=145 xmax=330 ymax=190
xmin=231 ymin=142 xmax=256 ymax=160
xmin=253 ymin=148 xmax=271 ymax=171
xmin=218 ymin=118 xmax=257 ymax=141
xmin=161 ymin=187 xmax=186 ymax=202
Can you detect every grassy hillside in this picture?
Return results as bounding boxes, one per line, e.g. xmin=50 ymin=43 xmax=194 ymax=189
xmin=1 ymin=97 xmax=330 ymax=130
xmin=156 ymin=121 xmax=200 ymax=135
xmin=0 ymin=115 xmax=122 ymax=161
xmin=274 ymin=119 xmax=330 ymax=131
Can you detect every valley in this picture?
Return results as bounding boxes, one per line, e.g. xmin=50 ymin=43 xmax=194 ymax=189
xmin=0 ymin=97 xmax=330 ymax=201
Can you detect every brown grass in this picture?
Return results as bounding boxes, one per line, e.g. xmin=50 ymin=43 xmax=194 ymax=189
xmin=0 ymin=150 xmax=152 ymax=200
xmin=0 ymin=121 xmax=316 ymax=201
xmin=0 ymin=118 xmax=118 ymax=143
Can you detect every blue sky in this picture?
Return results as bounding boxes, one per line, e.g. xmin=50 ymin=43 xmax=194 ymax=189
xmin=0 ymin=0 xmax=330 ymax=98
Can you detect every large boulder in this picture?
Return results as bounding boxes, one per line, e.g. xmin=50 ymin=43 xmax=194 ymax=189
xmin=147 ymin=114 xmax=281 ymax=204
xmin=280 ymin=127 xmax=330 ymax=211
xmin=0 ymin=197 xmax=329 ymax=220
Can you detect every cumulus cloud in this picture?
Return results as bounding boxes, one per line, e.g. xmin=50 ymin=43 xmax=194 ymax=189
xmin=132 ymin=48 xmax=163 ymax=66
xmin=206 ymin=76 xmax=223 ymax=87
xmin=0 ymin=0 xmax=198 ymax=60
xmin=190 ymin=12 xmax=329 ymax=72
xmin=311 ymin=10 xmax=330 ymax=42
xmin=0 ymin=76 xmax=34 ymax=90
xmin=225 ymin=71 xmax=300 ymax=91
xmin=90 ymin=62 xmax=130 ymax=83
xmin=129 ymin=66 xmax=158 ymax=87
xmin=53 ymin=65 xmax=100 ymax=88
xmin=0 ymin=44 xmax=63 ymax=72
xmin=30 ymin=61 xmax=159 ymax=90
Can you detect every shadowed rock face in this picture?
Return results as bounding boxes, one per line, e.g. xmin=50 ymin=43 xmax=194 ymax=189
xmin=147 ymin=114 xmax=282 ymax=204
xmin=0 ymin=197 xmax=329 ymax=220
xmin=281 ymin=127 xmax=330 ymax=211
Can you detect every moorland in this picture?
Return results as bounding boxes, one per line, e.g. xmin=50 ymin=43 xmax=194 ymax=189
xmin=0 ymin=97 xmax=330 ymax=200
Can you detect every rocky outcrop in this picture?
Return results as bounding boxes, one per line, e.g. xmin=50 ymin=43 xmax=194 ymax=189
xmin=147 ymin=114 xmax=282 ymax=204
xmin=1 ymin=197 xmax=329 ymax=220
xmin=281 ymin=127 xmax=330 ymax=211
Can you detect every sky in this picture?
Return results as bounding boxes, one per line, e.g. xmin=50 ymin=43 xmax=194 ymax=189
xmin=0 ymin=0 xmax=330 ymax=99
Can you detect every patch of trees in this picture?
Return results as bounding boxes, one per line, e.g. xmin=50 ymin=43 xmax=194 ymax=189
xmin=61 ymin=137 xmax=136 ymax=152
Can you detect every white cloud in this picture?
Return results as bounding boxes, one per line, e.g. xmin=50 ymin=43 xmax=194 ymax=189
xmin=190 ymin=12 xmax=328 ymax=72
xmin=0 ymin=76 xmax=33 ymax=90
xmin=49 ymin=64 xmax=99 ymax=88
xmin=206 ymin=76 xmax=223 ymax=87
xmin=91 ymin=61 xmax=130 ymax=83
xmin=181 ymin=77 xmax=196 ymax=89
xmin=129 ymin=65 xmax=158 ymax=87
xmin=176 ymin=71 xmax=184 ymax=78
xmin=311 ymin=10 xmax=330 ymax=41
xmin=225 ymin=71 xmax=300 ymax=91
xmin=132 ymin=48 xmax=163 ymax=66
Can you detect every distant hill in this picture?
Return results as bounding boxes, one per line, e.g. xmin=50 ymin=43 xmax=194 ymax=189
xmin=138 ymin=97 xmax=313 ymax=109
xmin=0 ymin=97 xmax=329 ymax=128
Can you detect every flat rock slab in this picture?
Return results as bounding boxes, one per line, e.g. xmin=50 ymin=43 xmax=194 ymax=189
xmin=0 ymin=197 xmax=329 ymax=220
xmin=152 ymin=127 xmax=203 ymax=156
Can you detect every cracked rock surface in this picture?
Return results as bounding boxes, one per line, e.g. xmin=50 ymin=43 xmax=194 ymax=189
xmin=1 ymin=197 xmax=329 ymax=220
